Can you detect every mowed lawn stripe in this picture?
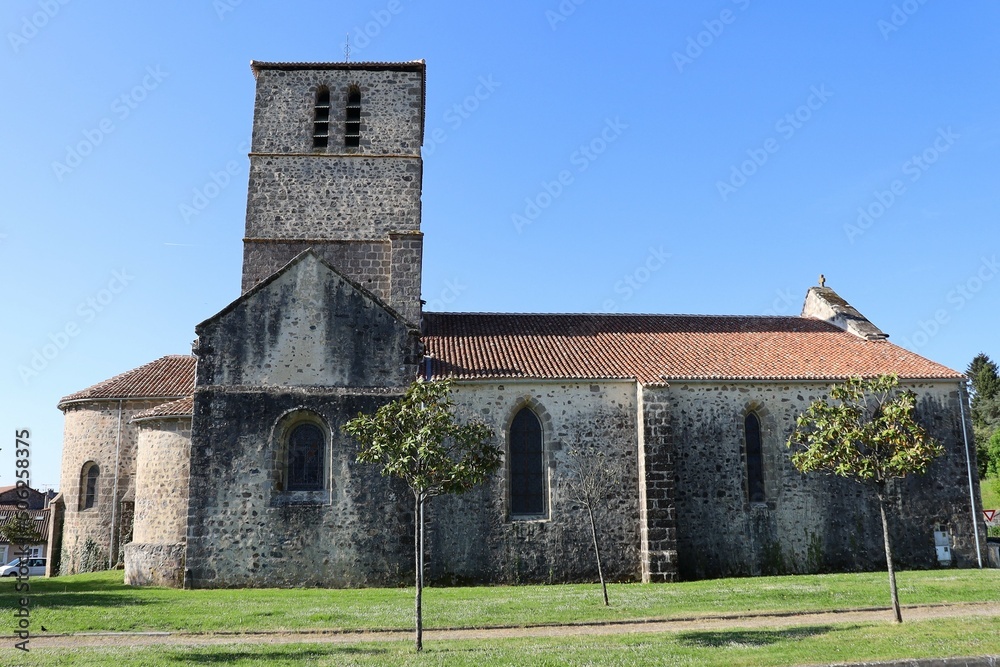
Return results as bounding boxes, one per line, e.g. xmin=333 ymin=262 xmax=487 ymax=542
xmin=1 ymin=568 xmax=998 ymax=634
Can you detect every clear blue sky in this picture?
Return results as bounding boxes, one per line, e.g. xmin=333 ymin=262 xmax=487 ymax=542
xmin=2 ymin=1 xmax=999 ymax=489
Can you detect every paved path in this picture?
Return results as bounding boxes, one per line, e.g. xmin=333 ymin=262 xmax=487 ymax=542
xmin=25 ymin=601 xmax=1000 ymax=648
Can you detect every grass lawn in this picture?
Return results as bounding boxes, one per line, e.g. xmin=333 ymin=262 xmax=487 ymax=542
xmin=0 ymin=568 xmax=998 ymax=635
xmin=2 ymin=617 xmax=1000 ymax=666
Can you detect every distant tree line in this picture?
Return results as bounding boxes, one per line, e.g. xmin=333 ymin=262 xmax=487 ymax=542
xmin=967 ymin=353 xmax=1000 ymax=481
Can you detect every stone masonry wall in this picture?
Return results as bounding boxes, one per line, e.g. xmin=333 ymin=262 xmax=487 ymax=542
xmin=250 ymin=67 xmax=423 ymax=156
xmin=637 ymin=385 xmax=678 ymax=582
xmin=665 ymin=379 xmax=983 ymax=580
xmin=58 ymin=399 xmax=165 ymax=574
xmin=186 ymin=250 xmax=421 ymax=588
xmin=241 ymin=235 xmax=423 ymax=325
xmin=200 ymin=253 xmax=421 ymax=390
xmin=243 ymin=156 xmax=422 ymax=241
xmin=242 ymin=239 xmax=391 ymax=298
xmin=186 ymin=389 xmax=414 ymax=588
xmin=241 ymin=65 xmax=423 ymax=322
xmin=132 ymin=417 xmax=192 ymax=545
xmin=425 ymin=381 xmax=642 ymax=585
xmin=388 ymin=233 xmax=422 ymax=325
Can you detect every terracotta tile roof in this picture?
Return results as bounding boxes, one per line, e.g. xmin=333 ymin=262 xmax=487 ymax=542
xmin=131 ymin=396 xmax=194 ymax=422
xmin=59 ymin=355 xmax=196 ymax=407
xmin=421 ymin=313 xmax=962 ymax=383
xmin=0 ymin=508 xmax=50 ymax=544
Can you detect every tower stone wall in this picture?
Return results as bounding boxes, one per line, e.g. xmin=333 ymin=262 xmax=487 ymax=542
xmin=241 ymin=62 xmax=425 ymax=324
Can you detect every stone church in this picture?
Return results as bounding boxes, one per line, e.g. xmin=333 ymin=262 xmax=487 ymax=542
xmin=56 ymin=60 xmax=986 ymax=588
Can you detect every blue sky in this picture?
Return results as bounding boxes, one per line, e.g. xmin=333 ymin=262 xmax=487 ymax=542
xmin=2 ymin=1 xmax=999 ymax=489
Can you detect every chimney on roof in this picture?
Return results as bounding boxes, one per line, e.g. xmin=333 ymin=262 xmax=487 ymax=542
xmin=801 ymin=285 xmax=889 ymax=340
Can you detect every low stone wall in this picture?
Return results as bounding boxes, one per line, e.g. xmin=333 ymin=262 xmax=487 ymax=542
xmin=124 ymin=542 xmax=185 ymax=587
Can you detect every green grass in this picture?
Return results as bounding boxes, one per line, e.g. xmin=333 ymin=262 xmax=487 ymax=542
xmin=3 ymin=617 xmax=1000 ymax=666
xmin=0 ymin=568 xmax=998 ymax=635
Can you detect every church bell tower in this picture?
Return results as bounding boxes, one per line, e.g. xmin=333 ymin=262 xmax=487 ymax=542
xmin=241 ymin=60 xmax=425 ymax=324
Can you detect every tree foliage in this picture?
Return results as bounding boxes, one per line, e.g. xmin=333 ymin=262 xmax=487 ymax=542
xmin=345 ymin=379 xmax=500 ymax=498
xmin=987 ymin=430 xmax=1000 ymax=480
xmin=788 ymin=375 xmax=943 ymax=483
xmin=787 ymin=374 xmax=944 ymax=623
xmin=0 ymin=512 xmax=42 ymax=546
xmin=343 ymin=378 xmax=500 ymax=651
xmin=967 ymin=353 xmax=1000 ymax=478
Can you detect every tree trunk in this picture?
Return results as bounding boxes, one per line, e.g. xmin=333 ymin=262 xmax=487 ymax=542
xmin=414 ymin=493 xmax=424 ymax=651
xmin=586 ymin=503 xmax=609 ymax=606
xmin=876 ymin=486 xmax=902 ymax=623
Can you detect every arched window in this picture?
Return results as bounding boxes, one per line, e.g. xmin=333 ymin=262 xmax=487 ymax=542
xmin=313 ymin=87 xmax=330 ymax=149
xmin=287 ymin=422 xmax=325 ymax=491
xmin=345 ymin=85 xmax=361 ymax=148
xmin=509 ymin=407 xmax=545 ymax=517
xmin=745 ymin=413 xmax=765 ymax=503
xmin=80 ymin=462 xmax=99 ymax=510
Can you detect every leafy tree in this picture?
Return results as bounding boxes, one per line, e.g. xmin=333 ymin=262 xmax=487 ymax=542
xmin=967 ymin=353 xmax=1000 ymax=477
xmin=561 ymin=448 xmax=625 ymax=606
xmin=343 ymin=378 xmax=500 ymax=652
xmin=787 ymin=375 xmax=944 ymax=624
xmin=0 ymin=512 xmax=42 ymax=546
xmin=987 ymin=430 xmax=1000 ymax=481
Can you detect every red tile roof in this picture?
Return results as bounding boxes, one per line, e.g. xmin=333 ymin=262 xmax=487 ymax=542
xmin=421 ymin=313 xmax=962 ymax=383
xmin=0 ymin=508 xmax=51 ymax=544
xmin=131 ymin=396 xmax=194 ymax=422
xmin=59 ymin=356 xmax=196 ymax=407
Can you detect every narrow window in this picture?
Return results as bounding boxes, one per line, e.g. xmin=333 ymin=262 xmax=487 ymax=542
xmin=287 ymin=423 xmax=325 ymax=491
xmin=745 ymin=413 xmax=765 ymax=503
xmin=345 ymin=86 xmax=361 ymax=148
xmin=313 ymin=88 xmax=330 ymax=149
xmin=509 ymin=408 xmax=545 ymax=517
xmin=81 ymin=463 xmax=99 ymax=510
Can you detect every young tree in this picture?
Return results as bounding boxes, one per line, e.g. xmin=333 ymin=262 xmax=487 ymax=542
xmin=0 ymin=512 xmax=42 ymax=547
xmin=561 ymin=448 xmax=624 ymax=606
xmin=787 ymin=375 xmax=944 ymax=624
xmin=343 ymin=378 xmax=500 ymax=652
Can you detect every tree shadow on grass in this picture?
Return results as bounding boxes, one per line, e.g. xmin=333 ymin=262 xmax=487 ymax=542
xmin=676 ymin=625 xmax=837 ymax=648
xmin=0 ymin=591 xmax=159 ymax=612
xmin=162 ymin=645 xmax=389 ymax=664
